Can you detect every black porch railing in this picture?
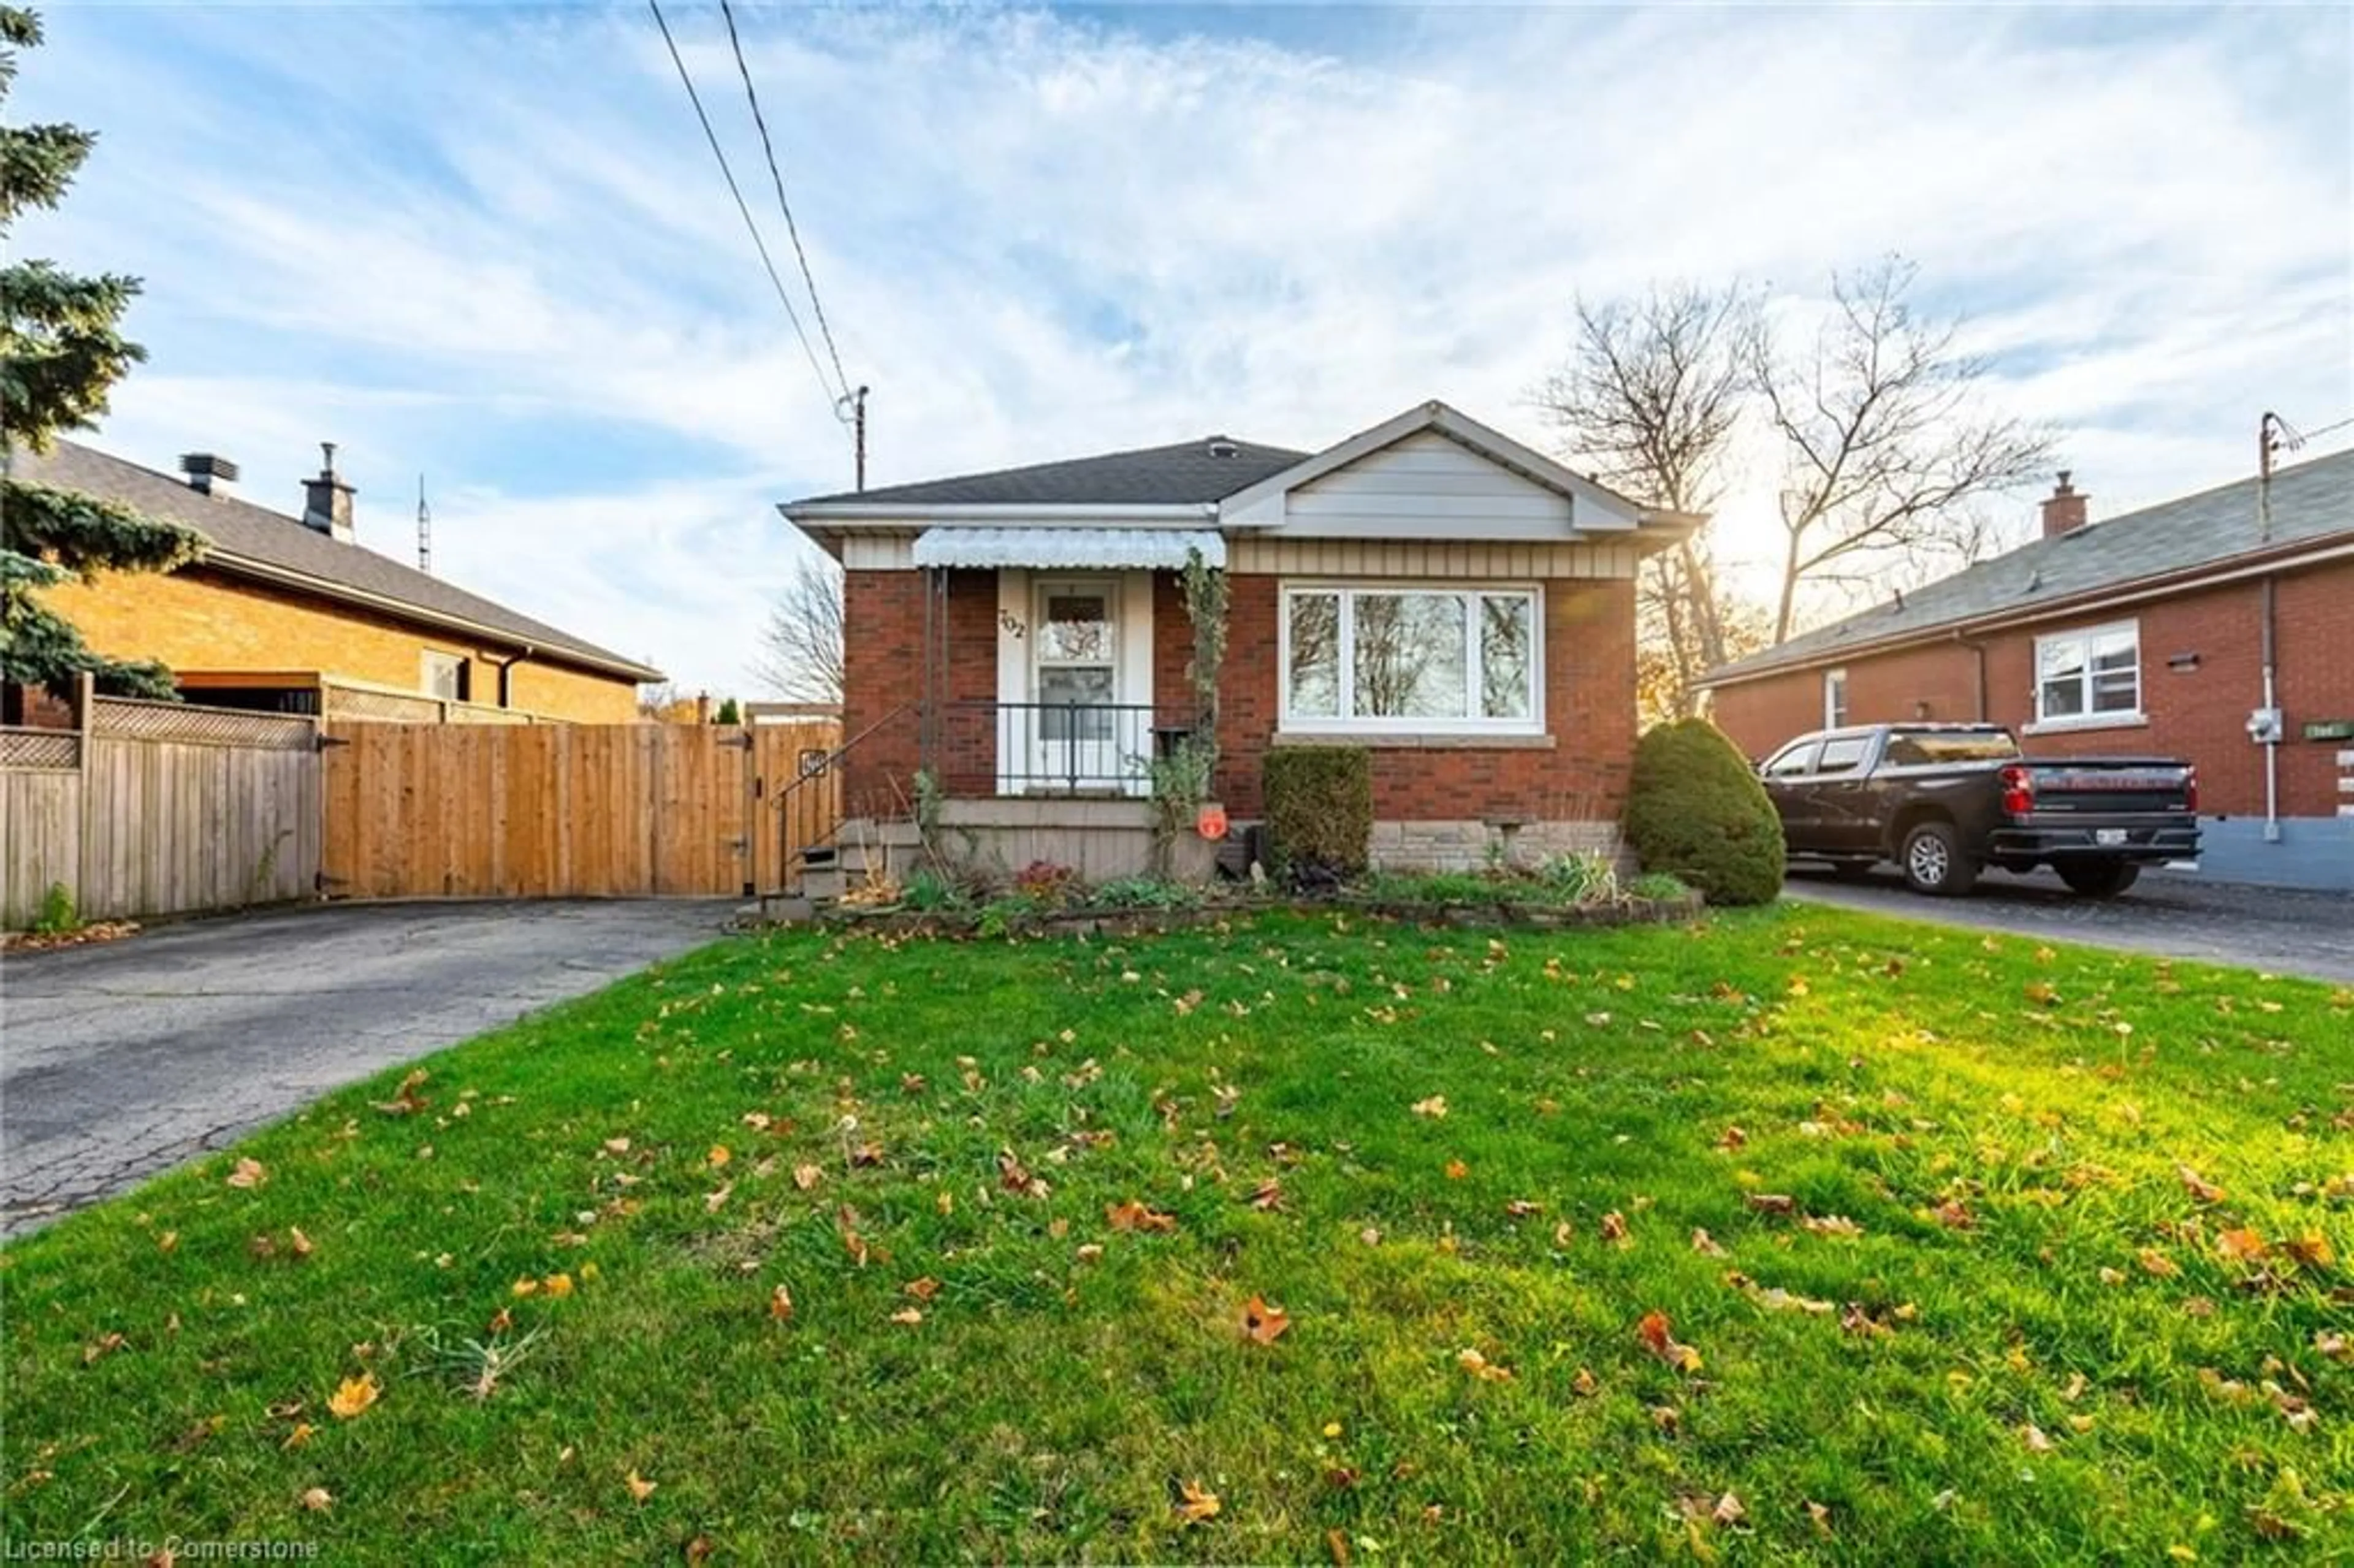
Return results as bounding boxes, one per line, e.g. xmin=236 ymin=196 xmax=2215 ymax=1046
xmin=934 ymin=700 xmax=1201 ymax=795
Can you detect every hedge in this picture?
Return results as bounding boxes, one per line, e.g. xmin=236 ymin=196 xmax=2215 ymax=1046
xmin=1623 ymin=719 xmax=1785 ymax=906
xmin=1263 ymin=746 xmax=1372 ymax=878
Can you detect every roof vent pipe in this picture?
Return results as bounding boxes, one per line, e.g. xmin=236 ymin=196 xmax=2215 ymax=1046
xmin=1206 ymin=438 xmax=1239 ymax=459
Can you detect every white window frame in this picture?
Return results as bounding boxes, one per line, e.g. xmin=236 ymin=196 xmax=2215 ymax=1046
xmin=1277 ymin=581 xmax=1544 ymax=736
xmin=1823 ymin=667 xmax=1848 ymax=729
xmin=421 ymin=650 xmax=468 ymax=703
xmin=2028 ymin=617 xmax=2144 ymax=732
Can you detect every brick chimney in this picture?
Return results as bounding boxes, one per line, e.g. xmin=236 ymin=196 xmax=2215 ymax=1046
xmin=301 ymin=441 xmax=356 ymax=544
xmin=2040 ymin=471 xmax=2087 ymax=539
xmin=179 ymin=452 xmax=240 ymax=498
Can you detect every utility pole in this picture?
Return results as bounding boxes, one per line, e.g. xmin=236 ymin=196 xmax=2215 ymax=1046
xmin=852 ymin=384 xmax=870 ymax=492
xmin=416 ymin=474 xmax=432 ymax=573
xmin=2258 ymin=411 xmax=2280 ymax=541
xmin=2254 ymin=410 xmax=2295 ymax=841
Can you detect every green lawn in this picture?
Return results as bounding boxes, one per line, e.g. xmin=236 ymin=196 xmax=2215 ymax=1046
xmin=6 ymin=907 xmax=2351 ymax=1563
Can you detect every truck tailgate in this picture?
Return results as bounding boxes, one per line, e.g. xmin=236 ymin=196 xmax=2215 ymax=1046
xmin=2019 ymin=759 xmax=2196 ymax=816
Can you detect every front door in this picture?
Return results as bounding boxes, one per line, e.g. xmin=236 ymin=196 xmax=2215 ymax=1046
xmin=1031 ymin=579 xmax=1121 ymax=790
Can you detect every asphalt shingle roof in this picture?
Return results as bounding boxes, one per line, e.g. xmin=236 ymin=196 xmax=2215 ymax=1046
xmin=15 ymin=440 xmax=660 ymax=680
xmin=1708 ymin=448 xmax=2354 ymax=683
xmin=791 ymin=436 xmax=1309 ymax=508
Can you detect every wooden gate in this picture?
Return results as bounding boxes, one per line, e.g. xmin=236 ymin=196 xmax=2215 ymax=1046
xmin=321 ymin=720 xmax=839 ymax=900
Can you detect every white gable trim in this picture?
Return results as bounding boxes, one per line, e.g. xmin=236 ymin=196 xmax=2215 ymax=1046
xmin=787 ymin=501 xmax=1214 ymax=523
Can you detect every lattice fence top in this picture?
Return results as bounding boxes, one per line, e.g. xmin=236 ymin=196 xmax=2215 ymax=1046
xmin=324 ymin=686 xmax=443 ymax=723
xmin=0 ymin=727 xmax=83 ymax=769
xmin=90 ymin=697 xmax=317 ymax=750
xmin=322 ymin=685 xmax=536 ymax=725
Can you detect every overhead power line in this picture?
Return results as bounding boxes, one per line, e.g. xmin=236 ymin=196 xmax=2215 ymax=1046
xmin=646 ymin=0 xmax=844 ymax=427
xmin=717 ymin=0 xmax=851 ymax=413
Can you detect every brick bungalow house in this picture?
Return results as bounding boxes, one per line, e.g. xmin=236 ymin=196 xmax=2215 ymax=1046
xmin=1704 ymin=449 xmax=2354 ymax=891
xmin=783 ymin=400 xmax=1696 ymax=876
xmin=11 ymin=440 xmax=661 ymax=724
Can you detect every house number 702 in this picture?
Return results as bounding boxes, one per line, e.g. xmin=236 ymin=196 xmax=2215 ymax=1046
xmin=998 ymin=610 xmax=1027 ymax=638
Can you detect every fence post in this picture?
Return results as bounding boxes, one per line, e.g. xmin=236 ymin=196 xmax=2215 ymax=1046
xmin=72 ymin=671 xmax=95 ymax=918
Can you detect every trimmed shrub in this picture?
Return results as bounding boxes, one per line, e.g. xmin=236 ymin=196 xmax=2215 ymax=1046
xmin=1623 ymin=719 xmax=1785 ymax=905
xmin=1263 ymin=747 xmax=1373 ymax=880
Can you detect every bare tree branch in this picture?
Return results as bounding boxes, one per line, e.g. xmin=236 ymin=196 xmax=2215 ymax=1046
xmin=1535 ymin=281 xmax=1762 ymax=720
xmin=1746 ymin=255 xmax=2057 ymax=643
xmin=750 ymin=554 xmax=844 ymax=705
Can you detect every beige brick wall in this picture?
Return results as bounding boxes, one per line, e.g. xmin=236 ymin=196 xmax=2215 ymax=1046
xmin=1369 ymin=819 xmax=1625 ymax=873
xmin=41 ymin=565 xmax=639 ymax=723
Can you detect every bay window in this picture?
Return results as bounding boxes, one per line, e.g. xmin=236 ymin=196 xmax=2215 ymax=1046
xmin=2034 ymin=619 xmax=2141 ymax=725
xmin=1282 ymin=585 xmax=1540 ymax=733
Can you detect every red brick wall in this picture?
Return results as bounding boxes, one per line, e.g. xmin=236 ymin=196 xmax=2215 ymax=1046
xmin=839 ymin=568 xmax=923 ymax=816
xmin=1713 ymin=641 xmax=1983 ymax=761
xmin=840 ymin=568 xmax=1000 ymax=813
xmin=842 ymin=567 xmax=1644 ymax=826
xmin=2274 ymin=564 xmax=2354 ymax=818
xmin=1708 ymin=557 xmax=2354 ymax=818
xmin=1214 ymin=574 xmax=1637 ymax=821
xmin=1153 ymin=572 xmax=1191 ymax=715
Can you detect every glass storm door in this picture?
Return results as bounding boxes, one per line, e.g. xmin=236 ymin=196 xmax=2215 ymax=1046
xmin=1032 ymin=579 xmax=1120 ymax=790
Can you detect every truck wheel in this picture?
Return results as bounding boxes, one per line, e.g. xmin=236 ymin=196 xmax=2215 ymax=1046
xmin=1900 ymin=821 xmax=1978 ymax=897
xmin=2057 ymin=861 xmax=2140 ymax=899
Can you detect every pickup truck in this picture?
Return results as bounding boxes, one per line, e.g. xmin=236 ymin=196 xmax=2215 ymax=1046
xmin=1758 ymin=723 xmax=2200 ymax=897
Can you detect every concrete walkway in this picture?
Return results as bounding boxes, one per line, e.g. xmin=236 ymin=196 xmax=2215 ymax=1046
xmin=0 ymin=899 xmax=734 ymax=1235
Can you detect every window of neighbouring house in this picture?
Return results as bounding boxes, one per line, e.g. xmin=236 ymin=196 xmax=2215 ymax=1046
xmin=2034 ymin=620 xmax=2140 ymax=725
xmin=1280 ymin=585 xmax=1539 ymax=733
xmin=1823 ymin=668 xmax=1848 ymax=729
xmin=422 ymin=651 xmax=470 ymax=703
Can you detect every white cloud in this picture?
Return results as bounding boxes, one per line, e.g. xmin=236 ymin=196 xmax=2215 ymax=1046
xmin=11 ymin=3 xmax=2348 ymax=689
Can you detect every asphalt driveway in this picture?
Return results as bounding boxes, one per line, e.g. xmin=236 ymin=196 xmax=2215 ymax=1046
xmin=1785 ymin=864 xmax=2354 ymax=984
xmin=0 ymin=899 xmax=734 ymax=1235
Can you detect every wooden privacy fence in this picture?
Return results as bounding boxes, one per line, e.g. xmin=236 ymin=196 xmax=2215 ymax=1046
xmin=1 ymin=693 xmax=322 ymax=929
xmin=321 ymin=720 xmax=841 ymax=900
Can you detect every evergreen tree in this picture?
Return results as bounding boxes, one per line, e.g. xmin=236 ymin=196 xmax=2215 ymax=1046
xmin=2 ymin=6 xmax=204 ymax=699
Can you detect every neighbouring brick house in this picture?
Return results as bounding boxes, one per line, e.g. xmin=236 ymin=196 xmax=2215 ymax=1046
xmin=1704 ymin=450 xmax=2354 ymax=891
xmin=783 ymin=400 xmax=1696 ymax=875
xmin=10 ymin=440 xmax=662 ymax=723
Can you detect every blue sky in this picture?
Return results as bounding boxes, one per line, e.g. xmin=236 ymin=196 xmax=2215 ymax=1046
xmin=14 ymin=2 xmax=2351 ymax=694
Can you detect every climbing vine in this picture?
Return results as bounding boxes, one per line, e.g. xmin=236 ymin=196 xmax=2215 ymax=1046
xmin=1179 ymin=544 xmax=1227 ymax=780
xmin=1148 ymin=547 xmax=1229 ymax=864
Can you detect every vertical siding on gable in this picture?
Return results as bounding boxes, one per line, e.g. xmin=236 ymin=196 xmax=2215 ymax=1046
xmin=1283 ymin=430 xmax=1576 ymax=538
